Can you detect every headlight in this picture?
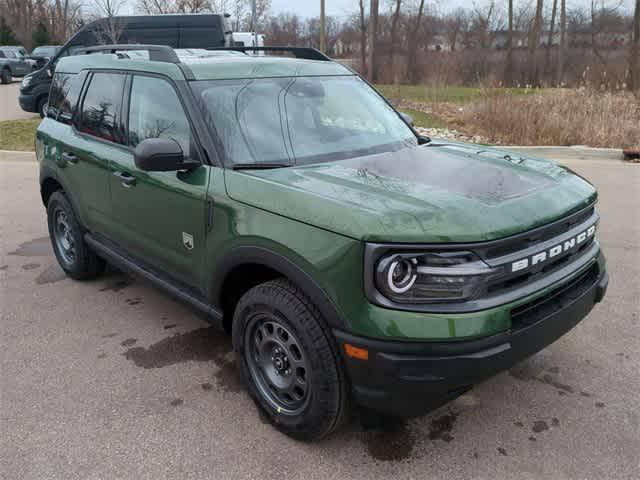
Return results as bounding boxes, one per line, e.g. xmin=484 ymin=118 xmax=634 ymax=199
xmin=21 ymin=75 xmax=32 ymax=88
xmin=374 ymin=251 xmax=500 ymax=304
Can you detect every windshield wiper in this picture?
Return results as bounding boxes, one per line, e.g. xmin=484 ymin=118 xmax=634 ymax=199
xmin=231 ymin=162 xmax=291 ymax=171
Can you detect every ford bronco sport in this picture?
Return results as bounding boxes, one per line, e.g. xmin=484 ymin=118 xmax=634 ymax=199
xmin=36 ymin=45 xmax=608 ymax=440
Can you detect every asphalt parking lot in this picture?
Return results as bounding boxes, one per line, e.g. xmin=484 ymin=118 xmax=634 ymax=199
xmin=0 ymin=81 xmax=35 ymax=121
xmin=1 ymin=149 xmax=639 ymax=479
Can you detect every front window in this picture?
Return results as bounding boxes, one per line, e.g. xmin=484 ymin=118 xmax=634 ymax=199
xmin=192 ymin=75 xmax=417 ymax=166
xmin=127 ymin=75 xmax=193 ymax=158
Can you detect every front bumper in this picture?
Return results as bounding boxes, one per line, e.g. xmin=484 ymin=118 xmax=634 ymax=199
xmin=335 ymin=264 xmax=608 ymax=417
xmin=18 ymin=92 xmax=37 ymax=112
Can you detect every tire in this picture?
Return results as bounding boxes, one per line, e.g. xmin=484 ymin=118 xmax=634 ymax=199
xmin=47 ymin=191 xmax=106 ymax=280
xmin=37 ymin=97 xmax=48 ymax=118
xmin=232 ymin=278 xmax=349 ymax=441
xmin=1 ymin=68 xmax=11 ymax=84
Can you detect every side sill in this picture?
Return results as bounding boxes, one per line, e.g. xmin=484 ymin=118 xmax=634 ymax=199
xmin=85 ymin=233 xmax=224 ymax=328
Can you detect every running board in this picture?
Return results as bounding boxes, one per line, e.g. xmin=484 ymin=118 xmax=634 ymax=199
xmin=85 ymin=233 xmax=223 ymax=327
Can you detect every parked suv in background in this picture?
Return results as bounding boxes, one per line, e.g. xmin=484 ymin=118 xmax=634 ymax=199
xmin=19 ymin=14 xmax=229 ymax=118
xmin=29 ymin=45 xmax=61 ymax=68
xmin=0 ymin=46 xmax=33 ymax=84
xmin=36 ymin=45 xmax=608 ymax=440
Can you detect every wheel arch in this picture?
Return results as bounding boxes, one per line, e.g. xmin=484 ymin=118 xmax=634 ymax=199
xmin=212 ymin=246 xmax=348 ymax=334
xmin=39 ymin=166 xmax=86 ymax=226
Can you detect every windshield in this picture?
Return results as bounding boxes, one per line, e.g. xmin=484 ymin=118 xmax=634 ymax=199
xmin=191 ymin=75 xmax=417 ymax=166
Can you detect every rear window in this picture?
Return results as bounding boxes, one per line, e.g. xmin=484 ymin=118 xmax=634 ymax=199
xmin=78 ymin=72 xmax=125 ymax=143
xmin=48 ymin=72 xmax=86 ymax=123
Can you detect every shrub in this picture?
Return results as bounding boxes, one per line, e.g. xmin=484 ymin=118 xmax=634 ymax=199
xmin=462 ymin=89 xmax=640 ymax=147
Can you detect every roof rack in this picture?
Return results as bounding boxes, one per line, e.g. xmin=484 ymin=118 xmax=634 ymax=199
xmin=76 ymin=44 xmax=180 ymax=63
xmin=207 ymin=46 xmax=331 ymax=61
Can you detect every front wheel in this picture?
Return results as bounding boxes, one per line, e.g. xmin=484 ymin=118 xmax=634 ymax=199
xmin=1 ymin=68 xmax=11 ymax=84
xmin=37 ymin=97 xmax=48 ymax=118
xmin=47 ymin=191 xmax=106 ymax=280
xmin=232 ymin=279 xmax=349 ymax=440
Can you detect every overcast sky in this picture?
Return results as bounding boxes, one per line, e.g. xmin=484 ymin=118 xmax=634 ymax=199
xmin=270 ymin=0 xmax=634 ymax=19
xmin=120 ymin=0 xmax=635 ymax=18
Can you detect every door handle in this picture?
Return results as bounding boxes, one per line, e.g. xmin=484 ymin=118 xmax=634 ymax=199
xmin=114 ymin=171 xmax=137 ymax=188
xmin=62 ymin=152 xmax=78 ymax=164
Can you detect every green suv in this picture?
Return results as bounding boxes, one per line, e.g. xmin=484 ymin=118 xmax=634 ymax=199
xmin=36 ymin=45 xmax=608 ymax=440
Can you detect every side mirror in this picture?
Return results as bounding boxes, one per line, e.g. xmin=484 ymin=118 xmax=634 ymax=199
xmin=399 ymin=111 xmax=414 ymax=128
xmin=46 ymin=66 xmax=54 ymax=77
xmin=134 ymin=138 xmax=198 ymax=172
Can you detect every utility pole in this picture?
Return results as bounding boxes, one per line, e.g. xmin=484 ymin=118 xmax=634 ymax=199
xmin=320 ymin=0 xmax=326 ymax=53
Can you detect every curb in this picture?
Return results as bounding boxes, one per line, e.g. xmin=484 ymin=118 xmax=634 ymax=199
xmin=0 ymin=150 xmax=36 ymax=162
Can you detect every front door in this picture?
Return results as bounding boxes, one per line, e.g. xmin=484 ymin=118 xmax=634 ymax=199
xmin=107 ymin=74 xmax=209 ymax=288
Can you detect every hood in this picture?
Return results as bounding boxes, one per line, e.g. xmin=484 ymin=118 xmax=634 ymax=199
xmin=225 ymin=143 xmax=597 ymax=243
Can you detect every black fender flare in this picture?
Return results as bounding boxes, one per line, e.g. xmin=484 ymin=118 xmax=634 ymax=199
xmin=211 ymin=245 xmax=348 ymax=330
xmin=39 ymin=164 xmax=85 ymax=225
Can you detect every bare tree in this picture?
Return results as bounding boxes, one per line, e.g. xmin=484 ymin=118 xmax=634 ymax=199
xmin=445 ymin=8 xmax=468 ymax=52
xmin=367 ymin=0 xmax=379 ymax=81
xmin=469 ymin=1 xmax=500 ymax=49
xmin=545 ymin=0 xmax=558 ymax=77
xmin=94 ymin=0 xmax=125 ymax=17
xmin=388 ymin=0 xmax=401 ymax=75
xmin=406 ymin=0 xmax=425 ymax=84
xmin=137 ymin=0 xmax=178 ymax=14
xmin=528 ymin=0 xmax=544 ymax=85
xmin=631 ymin=0 xmax=640 ymax=92
xmin=505 ymin=0 xmax=514 ymax=86
xmin=92 ymin=0 xmax=126 ymax=43
xmin=556 ymin=0 xmax=566 ymax=84
xmin=358 ymin=0 xmax=367 ymax=74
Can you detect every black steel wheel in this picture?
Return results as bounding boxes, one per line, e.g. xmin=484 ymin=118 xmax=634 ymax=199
xmin=52 ymin=207 xmax=76 ymax=267
xmin=233 ymin=279 xmax=349 ymax=440
xmin=245 ymin=313 xmax=311 ymax=415
xmin=47 ymin=191 xmax=105 ymax=280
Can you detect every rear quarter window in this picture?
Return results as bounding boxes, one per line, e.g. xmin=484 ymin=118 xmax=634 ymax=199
xmin=48 ymin=72 xmax=86 ymax=123
xmin=78 ymin=72 xmax=125 ymax=143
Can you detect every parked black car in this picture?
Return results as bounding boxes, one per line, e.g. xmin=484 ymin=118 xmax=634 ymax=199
xmin=19 ymin=14 xmax=229 ymax=117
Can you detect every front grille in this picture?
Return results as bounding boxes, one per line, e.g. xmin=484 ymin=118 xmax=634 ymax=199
xmin=486 ymin=235 xmax=596 ymax=295
xmin=510 ymin=263 xmax=599 ymax=329
xmin=482 ymin=205 xmax=595 ymax=259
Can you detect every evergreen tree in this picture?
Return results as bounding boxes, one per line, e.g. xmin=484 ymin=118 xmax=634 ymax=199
xmin=32 ymin=22 xmax=50 ymax=47
xmin=0 ymin=16 xmax=18 ymax=45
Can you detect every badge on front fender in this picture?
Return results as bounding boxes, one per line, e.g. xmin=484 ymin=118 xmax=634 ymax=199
xmin=182 ymin=232 xmax=194 ymax=250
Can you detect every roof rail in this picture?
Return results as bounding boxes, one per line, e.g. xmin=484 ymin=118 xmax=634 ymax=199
xmin=76 ymin=44 xmax=180 ymax=63
xmin=207 ymin=46 xmax=331 ymax=62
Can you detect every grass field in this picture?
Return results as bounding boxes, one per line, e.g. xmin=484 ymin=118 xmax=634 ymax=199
xmin=375 ymin=85 xmax=539 ymax=104
xmin=0 ymin=118 xmax=40 ymax=151
xmin=399 ymin=108 xmax=449 ymax=129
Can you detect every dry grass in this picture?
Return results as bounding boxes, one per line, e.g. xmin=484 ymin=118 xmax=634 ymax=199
xmin=0 ymin=118 xmax=40 ymax=151
xmin=462 ymin=89 xmax=640 ymax=148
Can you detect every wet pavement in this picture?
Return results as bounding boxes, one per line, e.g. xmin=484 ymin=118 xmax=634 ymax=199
xmin=1 ymin=153 xmax=639 ymax=479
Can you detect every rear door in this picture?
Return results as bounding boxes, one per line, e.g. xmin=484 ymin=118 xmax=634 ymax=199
xmin=64 ymin=71 xmax=128 ymax=233
xmin=107 ymin=73 xmax=210 ymax=288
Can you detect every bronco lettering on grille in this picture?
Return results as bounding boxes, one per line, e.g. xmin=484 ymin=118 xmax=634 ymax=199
xmin=511 ymin=225 xmax=596 ymax=273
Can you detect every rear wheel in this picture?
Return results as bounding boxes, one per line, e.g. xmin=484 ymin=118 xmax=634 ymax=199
xmin=1 ymin=68 xmax=11 ymax=84
xmin=47 ymin=191 xmax=105 ymax=280
xmin=232 ymin=279 xmax=349 ymax=440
